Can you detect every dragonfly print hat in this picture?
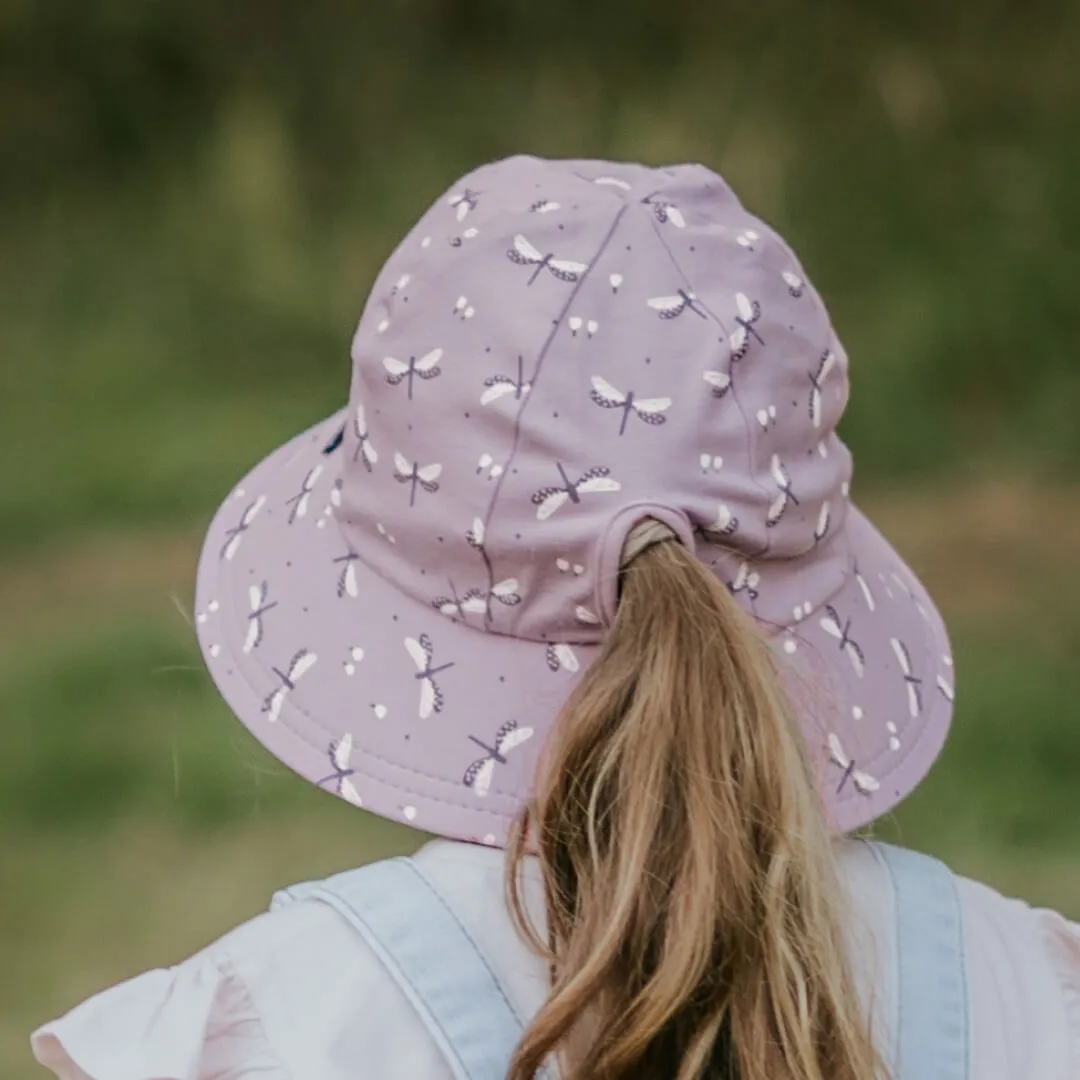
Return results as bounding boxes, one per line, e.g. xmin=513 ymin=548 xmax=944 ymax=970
xmin=194 ymin=155 xmax=955 ymax=844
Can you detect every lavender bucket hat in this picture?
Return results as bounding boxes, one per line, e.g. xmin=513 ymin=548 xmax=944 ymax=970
xmin=194 ymin=155 xmax=955 ymax=844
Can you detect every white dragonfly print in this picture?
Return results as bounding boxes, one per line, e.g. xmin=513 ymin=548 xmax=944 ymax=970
xmin=405 ymin=634 xmax=455 ymax=719
xmin=641 ymin=195 xmax=686 ymax=227
xmin=808 ymin=350 xmax=839 ymax=429
xmin=448 ymin=188 xmax=480 ymax=221
xmin=333 ymin=545 xmax=360 ymax=599
xmin=782 ymin=270 xmax=805 ymax=297
xmin=891 ymin=638 xmax=924 ymax=718
xmin=702 ymin=503 xmax=739 ymax=539
xmin=819 ymin=605 xmax=866 ymax=678
xmin=383 ymin=348 xmax=444 ymax=400
xmin=728 ymin=293 xmax=764 ymax=361
xmin=529 ymin=199 xmax=561 ymax=213
xmin=703 ymin=367 xmax=733 ymax=398
xmin=261 ymin=649 xmax=318 ymax=723
xmin=814 ymin=501 xmax=832 ymax=545
xmin=827 ymin=732 xmax=880 ymax=795
xmin=767 ymin=455 xmax=800 ymax=527
xmin=728 ymin=561 xmax=761 ymax=601
xmin=220 ymin=494 xmax=267 ymax=561
xmin=353 ymin=403 xmax=378 ymax=471
xmin=285 ymin=465 xmax=323 ymax=524
xmin=481 ymin=355 xmax=532 ymax=406
xmin=463 ymin=720 xmax=535 ymax=797
xmin=531 ymin=463 xmax=621 ymax=521
xmin=243 ymin=581 xmax=278 ymax=653
xmin=506 ymin=234 xmax=588 ymax=285
xmin=393 ymin=452 xmax=442 ymax=507
xmin=432 ymin=578 xmax=521 ymax=620
xmin=589 ymin=376 xmax=672 ymax=435
xmin=315 ymin=733 xmax=363 ymax=807
xmin=546 ymin=642 xmax=580 ymax=673
xmin=647 ymin=288 xmax=707 ymax=320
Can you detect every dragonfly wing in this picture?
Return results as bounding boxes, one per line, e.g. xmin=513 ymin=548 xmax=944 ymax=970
xmin=633 ymin=396 xmax=672 ymax=415
xmin=590 ymin=375 xmax=625 ymax=404
xmin=404 ymin=636 xmax=429 ymax=671
xmin=535 ymin=490 xmax=570 ymax=521
xmin=339 ymin=776 xmax=364 ymax=807
xmin=480 ymin=381 xmax=514 ymax=405
xmin=513 ymin=234 xmax=543 ymax=261
xmin=416 ymin=348 xmax=444 ymax=372
xmin=418 ymin=678 xmax=436 ymax=720
xmin=393 ymin=451 xmax=411 ymax=476
xmin=578 ymin=476 xmax=621 ymax=495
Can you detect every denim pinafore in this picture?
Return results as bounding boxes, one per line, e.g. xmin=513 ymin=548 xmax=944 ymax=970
xmin=271 ymin=843 xmax=969 ymax=1079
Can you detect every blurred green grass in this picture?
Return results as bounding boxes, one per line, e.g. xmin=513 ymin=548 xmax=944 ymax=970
xmin=3 ymin=3 xmax=1080 ymax=1077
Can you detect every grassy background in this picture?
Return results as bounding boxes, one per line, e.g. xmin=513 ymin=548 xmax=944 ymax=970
xmin=3 ymin=2 xmax=1080 ymax=1076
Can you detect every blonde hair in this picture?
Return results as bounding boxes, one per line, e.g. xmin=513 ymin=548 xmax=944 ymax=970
xmin=505 ymin=521 xmax=882 ymax=1080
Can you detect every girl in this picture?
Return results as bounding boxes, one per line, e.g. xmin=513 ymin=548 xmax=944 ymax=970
xmin=32 ymin=156 xmax=1080 ymax=1079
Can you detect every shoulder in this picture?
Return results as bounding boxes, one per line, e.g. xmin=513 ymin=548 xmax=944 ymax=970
xmin=31 ymin=866 xmax=454 ymax=1080
xmin=843 ymin=840 xmax=1080 ymax=1080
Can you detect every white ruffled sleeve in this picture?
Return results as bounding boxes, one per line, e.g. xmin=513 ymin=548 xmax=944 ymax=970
xmin=30 ymin=949 xmax=286 ymax=1080
xmin=1039 ymin=907 xmax=1080 ymax=1076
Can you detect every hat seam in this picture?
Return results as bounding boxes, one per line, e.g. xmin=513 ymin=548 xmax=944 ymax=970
xmin=644 ymin=213 xmax=775 ymax=563
xmin=472 ymin=203 xmax=630 ymax=601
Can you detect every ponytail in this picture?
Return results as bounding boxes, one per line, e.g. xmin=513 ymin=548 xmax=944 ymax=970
xmin=505 ymin=521 xmax=881 ymax=1080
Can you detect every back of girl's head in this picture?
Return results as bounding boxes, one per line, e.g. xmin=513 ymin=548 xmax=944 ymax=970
xmin=507 ymin=521 xmax=881 ymax=1080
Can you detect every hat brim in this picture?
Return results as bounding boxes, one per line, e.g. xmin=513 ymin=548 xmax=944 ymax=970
xmin=195 ymin=412 xmax=954 ymax=843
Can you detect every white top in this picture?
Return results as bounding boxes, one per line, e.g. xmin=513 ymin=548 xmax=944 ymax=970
xmin=31 ymin=838 xmax=1080 ymax=1079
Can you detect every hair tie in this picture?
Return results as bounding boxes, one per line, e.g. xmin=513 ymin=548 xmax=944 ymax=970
xmin=620 ymin=518 xmax=679 ymax=567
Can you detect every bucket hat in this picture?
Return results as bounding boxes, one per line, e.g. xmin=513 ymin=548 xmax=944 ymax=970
xmin=194 ymin=155 xmax=955 ymax=843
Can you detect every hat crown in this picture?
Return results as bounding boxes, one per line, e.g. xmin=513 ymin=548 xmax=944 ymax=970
xmin=334 ymin=155 xmax=852 ymax=641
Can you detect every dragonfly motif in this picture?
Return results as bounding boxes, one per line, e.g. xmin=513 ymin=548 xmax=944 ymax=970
xmin=729 ymin=293 xmax=764 ymax=361
xmin=782 ymin=270 xmax=805 ymax=297
xmin=393 ymin=452 xmax=442 ymax=507
xmin=546 ymin=642 xmax=580 ymax=673
xmin=827 ymin=733 xmax=880 ymax=795
xmin=221 ymin=495 xmax=267 ymax=561
xmin=285 ymin=465 xmax=323 ymax=524
xmin=315 ymin=733 xmax=363 ymax=807
xmin=820 ymin=605 xmax=865 ymax=678
xmin=531 ymin=463 xmax=621 ymax=521
xmin=702 ymin=503 xmax=739 ymax=538
xmin=891 ymin=638 xmax=924 ymax=718
xmin=448 ymin=188 xmax=480 ymax=221
xmin=433 ymin=578 xmax=521 ymax=620
xmin=506 ymin=234 xmax=588 ymax=285
xmin=589 ymin=376 xmax=672 ymax=435
xmin=405 ymin=634 xmax=455 ymax=719
xmin=703 ymin=368 xmax=733 ymax=398
xmin=647 ymin=289 xmax=707 ymax=320
xmin=383 ymin=349 xmax=443 ymax=400
xmin=808 ymin=350 xmax=839 ymax=429
xmin=353 ymin=403 xmax=378 ymax=471
xmin=641 ymin=195 xmax=685 ymax=227
xmin=463 ymin=721 xmax=535 ymax=797
xmin=814 ymin=501 xmax=832 ymax=544
xmin=481 ymin=355 xmax=531 ymax=406
xmin=333 ymin=545 xmax=360 ymax=599
xmin=736 ymin=229 xmax=761 ymax=251
xmin=530 ymin=199 xmax=561 ymax=213
xmin=855 ymin=567 xmax=877 ymax=612
xmin=767 ymin=455 xmax=800 ymax=527
xmin=243 ymin=581 xmax=278 ymax=653
xmin=728 ymin=562 xmax=760 ymax=601
xmin=261 ymin=649 xmax=318 ymax=723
